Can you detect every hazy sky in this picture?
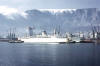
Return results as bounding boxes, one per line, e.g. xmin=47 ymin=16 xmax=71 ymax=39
xmin=0 ymin=0 xmax=99 ymax=11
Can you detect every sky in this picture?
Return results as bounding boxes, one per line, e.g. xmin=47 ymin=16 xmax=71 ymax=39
xmin=0 ymin=0 xmax=99 ymax=11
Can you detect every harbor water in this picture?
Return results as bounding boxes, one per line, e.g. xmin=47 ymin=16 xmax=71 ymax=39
xmin=0 ymin=42 xmax=100 ymax=66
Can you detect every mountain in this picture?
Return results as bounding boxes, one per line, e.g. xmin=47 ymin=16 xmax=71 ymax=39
xmin=24 ymin=8 xmax=100 ymax=32
xmin=0 ymin=8 xmax=100 ymax=36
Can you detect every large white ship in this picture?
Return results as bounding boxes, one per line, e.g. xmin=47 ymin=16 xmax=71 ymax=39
xmin=19 ymin=28 xmax=68 ymax=44
xmin=20 ymin=37 xmax=68 ymax=44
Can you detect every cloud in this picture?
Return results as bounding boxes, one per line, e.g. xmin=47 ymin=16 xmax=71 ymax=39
xmin=38 ymin=9 xmax=76 ymax=14
xmin=0 ymin=6 xmax=18 ymax=15
xmin=0 ymin=6 xmax=27 ymax=19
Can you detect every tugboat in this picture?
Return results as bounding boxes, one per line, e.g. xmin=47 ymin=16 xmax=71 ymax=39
xmin=8 ymin=40 xmax=24 ymax=43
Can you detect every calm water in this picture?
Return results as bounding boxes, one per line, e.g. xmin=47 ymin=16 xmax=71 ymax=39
xmin=0 ymin=42 xmax=100 ymax=66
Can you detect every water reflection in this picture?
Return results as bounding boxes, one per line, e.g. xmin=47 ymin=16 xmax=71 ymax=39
xmin=0 ymin=43 xmax=100 ymax=66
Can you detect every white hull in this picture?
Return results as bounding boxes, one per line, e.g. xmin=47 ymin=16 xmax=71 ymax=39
xmin=20 ymin=37 xmax=68 ymax=44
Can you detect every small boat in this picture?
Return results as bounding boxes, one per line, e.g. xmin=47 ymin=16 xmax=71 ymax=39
xmin=69 ymin=41 xmax=76 ymax=43
xmin=80 ymin=39 xmax=94 ymax=43
xmin=8 ymin=40 xmax=24 ymax=43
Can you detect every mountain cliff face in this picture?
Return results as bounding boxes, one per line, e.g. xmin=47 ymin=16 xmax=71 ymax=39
xmin=24 ymin=8 xmax=100 ymax=32
xmin=0 ymin=8 xmax=100 ymax=35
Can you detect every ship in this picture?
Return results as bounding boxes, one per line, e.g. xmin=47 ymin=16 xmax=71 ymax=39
xmin=8 ymin=40 xmax=24 ymax=43
xmin=20 ymin=37 xmax=68 ymax=44
xmin=19 ymin=28 xmax=68 ymax=44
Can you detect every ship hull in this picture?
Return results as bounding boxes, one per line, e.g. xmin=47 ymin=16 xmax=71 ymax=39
xmin=20 ymin=38 xmax=68 ymax=44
